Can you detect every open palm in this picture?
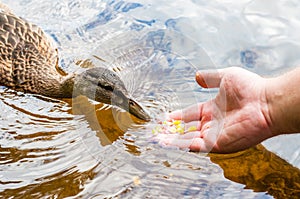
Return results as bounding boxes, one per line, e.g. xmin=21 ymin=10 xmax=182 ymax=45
xmin=156 ymin=67 xmax=273 ymax=153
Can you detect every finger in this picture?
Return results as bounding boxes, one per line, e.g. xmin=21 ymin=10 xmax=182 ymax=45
xmin=184 ymin=121 xmax=201 ymax=131
xmin=159 ymin=137 xmax=213 ymax=152
xmin=168 ymin=103 xmax=203 ymax=122
xmin=196 ymin=69 xmax=225 ymax=88
xmin=179 ymin=131 xmax=202 ymax=139
xmin=152 ymin=133 xmax=179 ymax=142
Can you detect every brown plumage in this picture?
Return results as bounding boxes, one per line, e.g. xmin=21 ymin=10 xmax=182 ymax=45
xmin=0 ymin=6 xmax=150 ymax=121
xmin=0 ymin=8 xmax=70 ymax=97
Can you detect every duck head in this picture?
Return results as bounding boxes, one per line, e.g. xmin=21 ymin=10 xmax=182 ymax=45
xmin=72 ymin=67 xmax=150 ymax=121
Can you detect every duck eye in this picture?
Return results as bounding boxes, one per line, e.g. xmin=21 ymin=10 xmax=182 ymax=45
xmin=129 ymin=100 xmax=135 ymax=106
xmin=104 ymin=85 xmax=113 ymax=91
xmin=98 ymin=82 xmax=114 ymax=91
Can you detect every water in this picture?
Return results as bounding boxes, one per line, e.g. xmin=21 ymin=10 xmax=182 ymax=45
xmin=0 ymin=0 xmax=300 ymax=198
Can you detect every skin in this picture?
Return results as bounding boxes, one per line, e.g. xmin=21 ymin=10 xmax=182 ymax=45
xmin=155 ymin=67 xmax=300 ymax=153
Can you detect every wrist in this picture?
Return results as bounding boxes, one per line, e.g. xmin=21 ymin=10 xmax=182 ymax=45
xmin=265 ymin=77 xmax=283 ymax=135
xmin=265 ymin=73 xmax=300 ymax=135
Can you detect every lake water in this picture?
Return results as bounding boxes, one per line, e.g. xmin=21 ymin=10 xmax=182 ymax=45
xmin=1 ymin=0 xmax=300 ymax=198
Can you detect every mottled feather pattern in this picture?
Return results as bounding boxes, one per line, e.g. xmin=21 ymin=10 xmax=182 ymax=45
xmin=12 ymin=42 xmax=39 ymax=92
xmin=0 ymin=8 xmax=64 ymax=94
xmin=0 ymin=4 xmax=151 ymax=121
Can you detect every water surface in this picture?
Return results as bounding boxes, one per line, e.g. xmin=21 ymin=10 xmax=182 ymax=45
xmin=1 ymin=0 xmax=300 ymax=198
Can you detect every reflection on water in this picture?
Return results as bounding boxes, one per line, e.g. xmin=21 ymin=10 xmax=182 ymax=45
xmin=210 ymin=145 xmax=300 ymax=198
xmin=1 ymin=0 xmax=300 ymax=198
xmin=68 ymin=95 xmax=143 ymax=152
xmin=0 ymin=90 xmax=99 ymax=198
xmin=2 ymin=88 xmax=299 ymax=198
xmin=1 ymin=78 xmax=300 ymax=198
xmin=2 ymin=61 xmax=299 ymax=198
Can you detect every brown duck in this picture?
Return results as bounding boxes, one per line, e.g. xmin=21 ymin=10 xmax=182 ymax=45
xmin=0 ymin=5 xmax=150 ymax=121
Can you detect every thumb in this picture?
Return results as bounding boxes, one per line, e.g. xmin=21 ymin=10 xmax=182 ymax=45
xmin=195 ymin=69 xmax=225 ymax=88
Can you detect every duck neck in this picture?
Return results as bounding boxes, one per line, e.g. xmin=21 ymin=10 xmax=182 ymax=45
xmin=37 ymin=73 xmax=75 ymax=99
xmin=58 ymin=74 xmax=75 ymax=98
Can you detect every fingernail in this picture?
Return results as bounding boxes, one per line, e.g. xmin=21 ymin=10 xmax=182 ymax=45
xmin=195 ymin=71 xmax=208 ymax=88
xmin=167 ymin=110 xmax=182 ymax=120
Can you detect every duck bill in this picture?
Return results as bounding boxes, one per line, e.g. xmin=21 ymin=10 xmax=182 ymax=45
xmin=128 ymin=98 xmax=151 ymax=121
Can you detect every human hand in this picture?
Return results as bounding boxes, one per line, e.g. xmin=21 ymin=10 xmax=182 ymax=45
xmin=155 ymin=67 xmax=274 ymax=153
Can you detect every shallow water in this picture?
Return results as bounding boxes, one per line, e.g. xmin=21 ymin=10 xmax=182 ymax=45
xmin=0 ymin=0 xmax=300 ymax=198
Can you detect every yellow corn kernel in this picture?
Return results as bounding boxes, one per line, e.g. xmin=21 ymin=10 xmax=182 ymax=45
xmin=187 ymin=126 xmax=197 ymax=132
xmin=152 ymin=129 xmax=158 ymax=135
xmin=178 ymin=128 xmax=185 ymax=134
xmin=172 ymin=120 xmax=182 ymax=125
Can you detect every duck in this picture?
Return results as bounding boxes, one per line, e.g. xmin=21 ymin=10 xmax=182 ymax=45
xmin=0 ymin=5 xmax=150 ymax=121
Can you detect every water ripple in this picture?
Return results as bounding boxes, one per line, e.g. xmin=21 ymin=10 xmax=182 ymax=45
xmin=1 ymin=0 xmax=300 ymax=198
